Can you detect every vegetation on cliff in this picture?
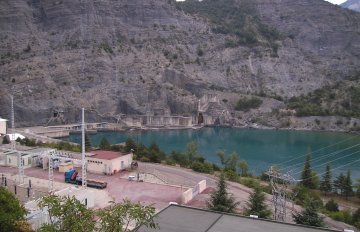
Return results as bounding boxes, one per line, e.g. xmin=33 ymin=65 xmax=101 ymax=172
xmin=175 ymin=0 xmax=281 ymax=53
xmin=287 ymin=74 xmax=360 ymax=118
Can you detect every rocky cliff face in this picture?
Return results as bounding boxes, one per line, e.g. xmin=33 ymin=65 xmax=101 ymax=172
xmin=0 ymin=0 xmax=359 ymax=126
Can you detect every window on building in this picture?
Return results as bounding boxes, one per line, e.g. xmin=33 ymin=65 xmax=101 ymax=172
xmin=28 ymin=157 xmax=32 ymax=165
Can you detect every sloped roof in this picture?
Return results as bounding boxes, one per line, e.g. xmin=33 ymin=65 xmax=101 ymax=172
xmin=136 ymin=205 xmax=336 ymax=232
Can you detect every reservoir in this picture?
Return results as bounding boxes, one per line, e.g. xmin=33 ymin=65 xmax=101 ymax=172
xmin=68 ymin=128 xmax=360 ymax=179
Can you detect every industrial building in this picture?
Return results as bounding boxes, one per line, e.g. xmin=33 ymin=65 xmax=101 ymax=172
xmin=0 ymin=147 xmax=55 ymax=169
xmin=87 ymin=150 xmax=133 ymax=175
xmin=136 ymin=205 xmax=337 ymax=232
xmin=0 ymin=118 xmax=7 ymax=135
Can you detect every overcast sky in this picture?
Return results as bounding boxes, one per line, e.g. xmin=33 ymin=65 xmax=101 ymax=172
xmin=325 ymin=0 xmax=346 ymax=4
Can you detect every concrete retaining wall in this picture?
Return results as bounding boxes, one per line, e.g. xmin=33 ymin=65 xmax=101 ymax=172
xmin=181 ymin=188 xmax=193 ymax=204
xmin=181 ymin=180 xmax=207 ymax=204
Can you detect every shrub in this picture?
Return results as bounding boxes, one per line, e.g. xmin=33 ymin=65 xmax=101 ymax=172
xmin=191 ymin=161 xmax=214 ymax=174
xmin=224 ymin=169 xmax=240 ymax=182
xmin=235 ymin=97 xmax=262 ymax=111
xmin=329 ymin=210 xmax=353 ymax=224
xmin=325 ymin=199 xmax=339 ymax=212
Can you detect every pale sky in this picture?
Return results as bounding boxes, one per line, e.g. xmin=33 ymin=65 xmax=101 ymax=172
xmin=324 ymin=0 xmax=346 ymax=4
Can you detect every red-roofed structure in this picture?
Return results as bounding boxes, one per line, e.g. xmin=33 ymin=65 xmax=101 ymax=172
xmin=89 ymin=150 xmax=128 ymax=160
xmin=87 ymin=150 xmax=133 ymax=175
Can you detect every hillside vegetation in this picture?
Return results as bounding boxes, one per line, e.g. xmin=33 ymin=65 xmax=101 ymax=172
xmin=175 ymin=0 xmax=281 ymax=53
xmin=287 ymin=74 xmax=360 ymax=118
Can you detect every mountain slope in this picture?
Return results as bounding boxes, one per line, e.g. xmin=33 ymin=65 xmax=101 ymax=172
xmin=0 ymin=0 xmax=359 ymax=126
xmin=341 ymin=0 xmax=360 ymax=12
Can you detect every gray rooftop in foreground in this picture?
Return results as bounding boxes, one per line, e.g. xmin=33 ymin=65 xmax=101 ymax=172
xmin=136 ymin=205 xmax=338 ymax=232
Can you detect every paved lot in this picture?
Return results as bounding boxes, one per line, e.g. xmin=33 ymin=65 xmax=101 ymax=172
xmin=0 ymin=166 xmax=185 ymax=210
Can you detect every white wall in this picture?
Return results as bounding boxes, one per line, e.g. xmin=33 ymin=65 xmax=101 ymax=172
xmin=0 ymin=120 xmax=6 ymax=135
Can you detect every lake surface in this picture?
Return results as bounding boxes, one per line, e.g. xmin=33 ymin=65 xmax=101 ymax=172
xmin=69 ymin=128 xmax=360 ymax=179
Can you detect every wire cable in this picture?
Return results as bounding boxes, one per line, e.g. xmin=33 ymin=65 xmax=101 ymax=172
xmin=298 ymin=157 xmax=360 ymax=182
xmin=294 ymin=149 xmax=360 ymax=175
xmin=280 ymin=143 xmax=360 ymax=172
xmin=276 ymin=134 xmax=360 ymax=168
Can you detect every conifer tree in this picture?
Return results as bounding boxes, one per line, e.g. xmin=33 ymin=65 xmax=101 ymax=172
xmin=207 ymin=172 xmax=240 ymax=213
xmin=320 ymin=163 xmax=332 ymax=193
xmin=84 ymin=133 xmax=92 ymax=152
xmin=301 ymin=154 xmax=316 ymax=189
xmin=293 ymin=197 xmax=324 ymax=227
xmin=344 ymin=170 xmax=353 ymax=199
xmin=334 ymin=172 xmax=346 ymax=195
xmin=99 ymin=137 xmax=110 ymax=150
xmin=244 ymin=187 xmax=271 ymax=219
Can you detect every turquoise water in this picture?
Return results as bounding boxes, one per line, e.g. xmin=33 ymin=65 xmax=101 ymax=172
xmin=69 ymin=128 xmax=360 ymax=178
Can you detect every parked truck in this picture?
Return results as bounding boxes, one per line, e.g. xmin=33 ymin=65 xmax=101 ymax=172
xmin=64 ymin=169 xmax=107 ymax=189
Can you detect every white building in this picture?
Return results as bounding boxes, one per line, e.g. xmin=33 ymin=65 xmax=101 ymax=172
xmin=0 ymin=118 xmax=7 ymax=135
xmin=87 ymin=150 xmax=133 ymax=175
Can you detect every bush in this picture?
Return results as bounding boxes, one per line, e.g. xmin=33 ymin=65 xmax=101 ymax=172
xmin=329 ymin=210 xmax=353 ymax=224
xmin=2 ymin=136 xmax=10 ymax=144
xmin=325 ymin=199 xmax=339 ymax=212
xmin=235 ymin=97 xmax=262 ymax=111
xmin=293 ymin=185 xmax=323 ymax=208
xmin=224 ymin=169 xmax=239 ymax=182
xmin=191 ymin=162 xmax=214 ymax=174
xmin=239 ymin=177 xmax=261 ymax=189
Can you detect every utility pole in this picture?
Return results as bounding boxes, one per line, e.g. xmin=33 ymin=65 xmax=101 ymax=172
xmin=11 ymin=95 xmax=24 ymax=184
xmin=81 ymin=108 xmax=87 ymax=188
xmin=266 ymin=166 xmax=296 ymax=222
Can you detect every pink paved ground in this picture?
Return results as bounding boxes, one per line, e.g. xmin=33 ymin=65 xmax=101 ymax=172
xmin=0 ymin=166 xmax=184 ymax=210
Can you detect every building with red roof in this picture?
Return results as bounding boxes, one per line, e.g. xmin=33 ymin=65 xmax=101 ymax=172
xmin=87 ymin=150 xmax=133 ymax=175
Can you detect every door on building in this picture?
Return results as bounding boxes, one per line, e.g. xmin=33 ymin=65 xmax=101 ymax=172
xmin=121 ymin=161 xmax=124 ymax=170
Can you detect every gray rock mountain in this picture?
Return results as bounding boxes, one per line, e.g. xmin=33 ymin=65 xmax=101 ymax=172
xmin=0 ymin=0 xmax=359 ymax=126
xmin=341 ymin=0 xmax=360 ymax=12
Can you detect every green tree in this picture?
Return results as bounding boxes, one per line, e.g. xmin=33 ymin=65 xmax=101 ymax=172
xmin=85 ymin=133 xmax=92 ymax=152
xmin=207 ymin=172 xmax=240 ymax=213
xmin=319 ymin=163 xmax=332 ymax=193
xmin=334 ymin=173 xmax=346 ymax=196
xmin=293 ymin=197 xmax=324 ymax=227
xmin=38 ymin=195 xmax=96 ymax=232
xmin=0 ymin=187 xmax=28 ymax=232
xmin=238 ymin=160 xmax=249 ymax=177
xmin=186 ymin=141 xmax=199 ymax=162
xmin=97 ymin=199 xmax=157 ymax=232
xmin=124 ymin=138 xmax=137 ymax=153
xmin=356 ymin=179 xmax=360 ymax=199
xmin=216 ymin=150 xmax=238 ymax=171
xmin=300 ymin=154 xmax=316 ymax=189
xmin=244 ymin=187 xmax=271 ymax=219
xmin=99 ymin=137 xmax=110 ymax=150
xmin=344 ymin=170 xmax=353 ymax=199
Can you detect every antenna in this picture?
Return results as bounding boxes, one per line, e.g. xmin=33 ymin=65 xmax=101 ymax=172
xmin=81 ymin=108 xmax=87 ymax=188
xmin=11 ymin=95 xmax=15 ymax=151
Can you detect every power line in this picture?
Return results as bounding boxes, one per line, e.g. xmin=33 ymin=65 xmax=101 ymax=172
xmin=294 ymin=149 xmax=360 ymax=175
xmin=298 ymin=157 xmax=360 ymax=182
xmin=283 ymin=143 xmax=360 ymax=172
xmin=276 ymin=134 xmax=360 ymax=168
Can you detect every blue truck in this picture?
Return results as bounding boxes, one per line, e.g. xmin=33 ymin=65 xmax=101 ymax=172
xmin=64 ymin=169 xmax=107 ymax=189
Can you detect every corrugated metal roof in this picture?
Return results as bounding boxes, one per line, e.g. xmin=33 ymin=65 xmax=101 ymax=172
xmin=136 ymin=205 xmax=338 ymax=232
xmin=88 ymin=150 xmax=130 ymax=160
